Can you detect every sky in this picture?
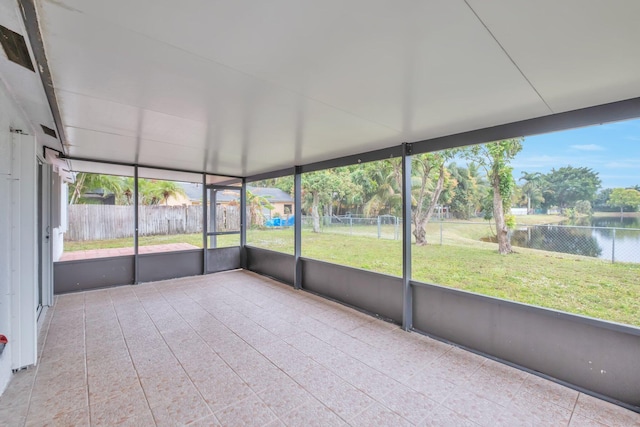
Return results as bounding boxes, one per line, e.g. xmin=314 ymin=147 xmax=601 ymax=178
xmin=512 ymin=118 xmax=640 ymax=190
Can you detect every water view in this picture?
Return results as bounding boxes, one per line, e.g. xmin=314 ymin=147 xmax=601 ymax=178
xmin=511 ymin=216 xmax=640 ymax=263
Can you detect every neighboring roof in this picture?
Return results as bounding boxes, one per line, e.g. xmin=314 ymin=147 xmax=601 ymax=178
xmin=179 ymin=183 xmax=203 ymax=202
xmin=214 ymin=190 xmax=240 ymax=203
xmin=247 ymin=187 xmax=293 ymax=203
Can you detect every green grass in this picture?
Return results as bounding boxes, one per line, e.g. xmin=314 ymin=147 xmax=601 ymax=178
xmin=62 ymin=220 xmax=640 ymax=327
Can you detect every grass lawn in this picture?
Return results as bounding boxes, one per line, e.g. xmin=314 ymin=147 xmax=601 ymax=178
xmin=62 ymin=220 xmax=640 ymax=327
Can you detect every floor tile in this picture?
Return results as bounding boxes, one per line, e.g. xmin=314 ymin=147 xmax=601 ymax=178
xmin=313 ymin=380 xmax=375 ymax=422
xmin=573 ymin=393 xmax=640 ymax=426
xmin=507 ymin=389 xmax=573 ymax=426
xmin=348 ymin=402 xmax=413 ymax=427
xmin=25 ymin=406 xmax=90 ymax=427
xmin=150 ymin=391 xmax=211 ymax=427
xmin=518 ymin=374 xmax=579 ymax=409
xmin=377 ymin=382 xmax=440 ymax=425
xmin=187 ymin=414 xmax=223 ymax=426
xmin=442 ymin=387 xmax=505 ymax=427
xmin=417 ymin=404 xmax=476 ymax=426
xmin=89 ymin=386 xmax=151 ymax=427
xmin=569 ymin=413 xmax=610 ymax=427
xmin=402 ymin=369 xmax=458 ymax=404
xmin=426 ymin=347 xmax=486 ymax=384
xmin=256 ymin=377 xmax=314 ymax=417
xmin=28 ymin=384 xmax=88 ymax=418
xmin=196 ymin=374 xmax=253 ymax=413
xmin=277 ymin=398 xmax=346 ymax=427
xmin=1 ymin=270 xmax=637 ymax=427
xmin=214 ymin=393 xmax=277 ymax=427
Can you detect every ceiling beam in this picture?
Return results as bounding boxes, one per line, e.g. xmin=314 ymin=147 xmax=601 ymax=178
xmin=19 ymin=0 xmax=67 ymax=154
xmin=411 ymin=96 xmax=640 ymax=155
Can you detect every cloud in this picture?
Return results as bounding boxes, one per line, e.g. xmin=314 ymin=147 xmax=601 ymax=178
xmin=603 ymin=159 xmax=640 ymax=169
xmin=570 ymin=144 xmax=605 ymax=151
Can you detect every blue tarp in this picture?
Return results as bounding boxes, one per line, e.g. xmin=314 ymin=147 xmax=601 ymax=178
xmin=265 ymin=215 xmax=294 ymax=227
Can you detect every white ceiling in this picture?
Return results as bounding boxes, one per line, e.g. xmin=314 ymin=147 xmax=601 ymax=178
xmin=27 ymin=0 xmax=640 ymax=176
xmin=0 ymin=0 xmax=62 ymax=153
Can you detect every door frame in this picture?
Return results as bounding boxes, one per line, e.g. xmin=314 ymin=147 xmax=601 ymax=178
xmin=37 ymin=160 xmax=54 ymax=314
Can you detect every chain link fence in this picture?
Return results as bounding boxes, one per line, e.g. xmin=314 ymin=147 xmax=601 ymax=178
xmin=301 ymin=215 xmax=640 ymax=264
xmin=302 ymin=214 xmax=402 ymax=240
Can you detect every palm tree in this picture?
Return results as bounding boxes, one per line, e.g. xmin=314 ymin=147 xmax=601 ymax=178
xmin=69 ymin=173 xmax=125 ymax=204
xmin=447 ymin=162 xmax=487 ymax=219
xmin=520 ymin=172 xmax=545 ymax=214
xmin=156 ymin=180 xmax=187 ymax=205
xmin=137 ymin=179 xmax=187 ymax=205
xmin=363 ymin=160 xmax=402 ymax=217
xmin=246 ymin=189 xmax=274 ymax=227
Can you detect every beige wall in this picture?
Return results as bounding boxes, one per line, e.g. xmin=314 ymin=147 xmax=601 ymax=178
xmin=165 ymin=193 xmax=193 ymax=206
xmin=270 ymin=202 xmax=293 ymax=217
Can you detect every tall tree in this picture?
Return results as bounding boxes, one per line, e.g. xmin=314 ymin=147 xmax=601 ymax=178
xmin=447 ymin=162 xmax=486 ymax=219
xmin=593 ymin=188 xmax=613 ymax=211
xmin=411 ymin=150 xmax=457 ymax=245
xmin=361 ymin=159 xmax=402 ymax=217
xmin=519 ymin=171 xmax=545 ymax=214
xmin=302 ymin=170 xmax=352 ymax=233
xmin=542 ymin=166 xmax=601 ymax=210
xmin=467 ymin=139 xmax=523 ymax=254
xmin=607 ymin=188 xmax=640 ymax=215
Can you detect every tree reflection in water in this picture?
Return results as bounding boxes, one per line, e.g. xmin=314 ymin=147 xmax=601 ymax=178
xmin=511 ymin=225 xmax=603 ymax=258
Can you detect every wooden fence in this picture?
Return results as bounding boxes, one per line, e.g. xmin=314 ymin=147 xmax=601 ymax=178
xmin=67 ymin=204 xmax=240 ymax=241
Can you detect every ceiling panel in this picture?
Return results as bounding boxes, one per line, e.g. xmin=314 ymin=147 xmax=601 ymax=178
xmin=138 ymin=167 xmax=202 ymax=183
xmin=65 ymin=127 xmax=139 ymax=163
xmin=33 ymin=0 xmax=640 ymax=176
xmin=39 ymin=2 xmax=407 ymax=175
xmin=467 ymin=0 xmax=640 ymax=113
xmin=67 ymin=159 xmax=134 ymax=177
xmin=59 ymin=91 xmax=208 ymax=149
xmin=47 ymin=0 xmax=547 ymax=134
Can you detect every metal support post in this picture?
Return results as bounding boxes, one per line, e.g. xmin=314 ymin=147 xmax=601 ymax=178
xmin=402 ymin=143 xmax=413 ymax=331
xmin=294 ymin=166 xmax=302 ymax=289
xmin=210 ymin=190 xmax=217 ymax=249
xmin=240 ymin=178 xmax=247 ymax=269
xmin=134 ymin=166 xmax=139 ymax=284
xmin=202 ymin=175 xmax=208 ymax=274
xmin=377 ymin=216 xmax=381 ymax=239
xmin=612 ymin=228 xmax=616 ymax=263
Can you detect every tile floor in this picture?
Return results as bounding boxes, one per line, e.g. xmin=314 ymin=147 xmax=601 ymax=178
xmin=1 ymin=270 xmax=638 ymax=426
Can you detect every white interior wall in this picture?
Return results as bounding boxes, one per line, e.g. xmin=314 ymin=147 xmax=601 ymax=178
xmin=0 ymin=79 xmax=38 ymax=394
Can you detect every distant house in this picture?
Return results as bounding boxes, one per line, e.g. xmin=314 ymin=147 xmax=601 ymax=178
xmin=176 ymin=183 xmax=293 ymax=218
xmin=212 ymin=186 xmax=293 ymax=219
xmin=81 ymin=189 xmax=116 ymax=205
xmin=249 ymin=187 xmax=294 ymax=218
xmin=173 ymin=183 xmax=203 ymax=206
